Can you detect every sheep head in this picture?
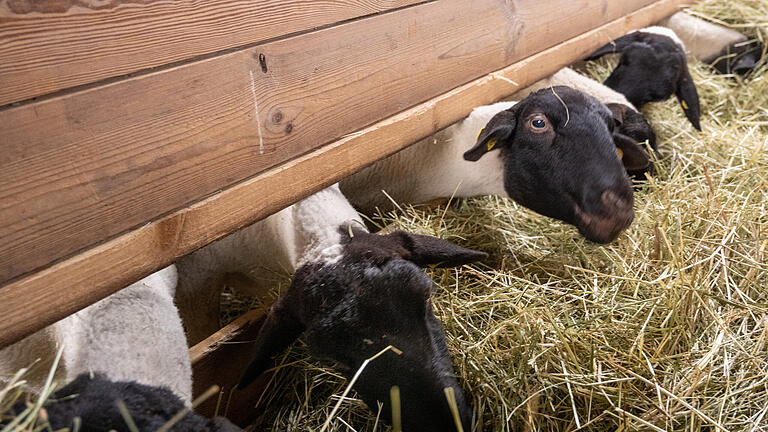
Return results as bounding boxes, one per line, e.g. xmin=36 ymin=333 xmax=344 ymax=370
xmin=464 ymin=86 xmax=639 ymax=244
xmin=586 ymin=28 xmax=702 ymax=130
xmin=239 ymin=226 xmax=485 ymax=432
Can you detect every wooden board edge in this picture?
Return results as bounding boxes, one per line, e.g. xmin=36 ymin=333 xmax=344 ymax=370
xmin=189 ymin=308 xmax=271 ymax=423
xmin=0 ymin=0 xmax=689 ymax=350
xmin=0 ymin=0 xmax=431 ymax=106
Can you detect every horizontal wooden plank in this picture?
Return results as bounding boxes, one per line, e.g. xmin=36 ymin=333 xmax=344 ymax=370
xmin=190 ymin=309 xmax=270 ymax=425
xmin=0 ymin=0 xmax=689 ymax=349
xmin=0 ymin=0 xmax=661 ymax=289
xmin=0 ymin=0 xmax=428 ymax=106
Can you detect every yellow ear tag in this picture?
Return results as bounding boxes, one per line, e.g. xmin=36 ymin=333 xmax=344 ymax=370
xmin=616 ymin=147 xmax=623 ymax=160
xmin=486 ymin=138 xmax=497 ymax=151
xmin=681 ymin=100 xmax=689 ymax=110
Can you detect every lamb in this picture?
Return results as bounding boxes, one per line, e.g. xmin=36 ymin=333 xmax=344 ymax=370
xmin=660 ymin=12 xmax=764 ymax=75
xmin=340 ymin=86 xmax=647 ymax=244
xmin=238 ymin=226 xmax=486 ymax=432
xmin=0 ymin=266 xmax=193 ymax=405
xmin=2 ymin=373 xmax=242 ymax=432
xmin=584 ymin=26 xmax=702 ymax=130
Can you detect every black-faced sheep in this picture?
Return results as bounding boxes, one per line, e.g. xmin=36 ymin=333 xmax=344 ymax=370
xmin=585 ymin=27 xmax=702 ymax=130
xmin=238 ymin=227 xmax=486 ymax=432
xmin=341 ymin=86 xmax=644 ymax=244
xmin=508 ymin=67 xmax=658 ymax=180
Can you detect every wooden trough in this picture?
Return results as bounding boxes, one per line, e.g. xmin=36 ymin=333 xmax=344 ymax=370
xmin=0 ymin=0 xmax=690 ymax=424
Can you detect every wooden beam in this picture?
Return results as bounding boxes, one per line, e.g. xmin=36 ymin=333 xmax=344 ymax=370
xmin=0 ymin=0 xmax=659 ymax=288
xmin=189 ymin=309 xmax=270 ymax=425
xmin=0 ymin=0 xmax=428 ymax=106
xmin=0 ymin=0 xmax=689 ymax=349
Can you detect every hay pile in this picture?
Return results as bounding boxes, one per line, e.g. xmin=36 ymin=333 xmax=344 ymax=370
xmin=243 ymin=1 xmax=768 ymax=431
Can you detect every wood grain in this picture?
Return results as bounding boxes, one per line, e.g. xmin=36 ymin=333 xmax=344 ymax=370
xmin=0 ymin=0 xmax=689 ymax=349
xmin=0 ymin=0 xmax=428 ymax=106
xmin=0 ymin=0 xmax=660 ymax=288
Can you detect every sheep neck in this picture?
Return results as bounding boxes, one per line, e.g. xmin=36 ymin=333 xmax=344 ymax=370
xmin=288 ymin=184 xmax=364 ymax=269
xmin=340 ymin=102 xmax=511 ymax=214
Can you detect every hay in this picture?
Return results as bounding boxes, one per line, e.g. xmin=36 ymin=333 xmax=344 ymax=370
xmin=244 ymin=1 xmax=768 ymax=430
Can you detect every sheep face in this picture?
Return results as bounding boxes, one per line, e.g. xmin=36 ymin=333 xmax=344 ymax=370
xmin=587 ymin=30 xmax=702 ymax=130
xmin=239 ymin=228 xmax=485 ymax=432
xmin=464 ymin=86 xmax=640 ymax=244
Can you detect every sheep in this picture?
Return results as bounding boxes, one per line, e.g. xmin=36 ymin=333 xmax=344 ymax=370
xmin=584 ymin=27 xmax=702 ymax=130
xmin=174 ymin=183 xmax=365 ymax=345
xmin=238 ymin=226 xmax=486 ymax=432
xmin=340 ymin=86 xmax=646 ymax=244
xmin=164 ymin=183 xmax=479 ymax=430
xmin=2 ymin=373 xmax=242 ymax=432
xmin=508 ymin=67 xmax=658 ymax=180
xmin=660 ymin=12 xmax=764 ymax=75
xmin=0 ymin=266 xmax=193 ymax=405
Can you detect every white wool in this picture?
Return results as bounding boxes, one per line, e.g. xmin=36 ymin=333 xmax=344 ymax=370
xmin=175 ymin=184 xmax=364 ymax=344
xmin=508 ymin=67 xmax=634 ymax=108
xmin=659 ymin=12 xmax=747 ymax=61
xmin=340 ymin=104 xmax=509 ymax=214
xmin=0 ymin=266 xmax=193 ymax=404
xmin=639 ymin=26 xmax=686 ymax=51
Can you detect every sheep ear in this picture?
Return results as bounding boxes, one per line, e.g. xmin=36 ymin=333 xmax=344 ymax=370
xmin=675 ymin=67 xmax=701 ymax=131
xmin=463 ymin=109 xmax=516 ymax=162
xmin=388 ymin=231 xmax=487 ymax=268
xmin=613 ymin=133 xmax=650 ymax=171
xmin=605 ymin=103 xmax=627 ymax=128
xmin=585 ymin=33 xmax=641 ymax=59
xmin=238 ymin=297 xmax=305 ymax=389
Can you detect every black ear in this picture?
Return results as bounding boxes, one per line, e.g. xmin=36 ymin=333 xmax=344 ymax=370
xmin=675 ymin=66 xmax=701 ymax=131
xmin=238 ymin=296 xmax=305 ymax=389
xmin=613 ymin=133 xmax=650 ymax=171
xmin=387 ymin=231 xmax=488 ymax=268
xmin=605 ymin=103 xmax=627 ymax=128
xmin=585 ymin=32 xmax=642 ymax=60
xmin=463 ymin=109 xmax=517 ymax=162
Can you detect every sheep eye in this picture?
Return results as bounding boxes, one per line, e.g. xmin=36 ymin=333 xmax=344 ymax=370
xmin=531 ymin=119 xmax=546 ymax=129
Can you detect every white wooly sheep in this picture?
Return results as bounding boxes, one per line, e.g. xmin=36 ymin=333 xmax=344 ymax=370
xmin=0 ymin=266 xmax=193 ymax=405
xmin=174 ymin=184 xmax=364 ymax=345
xmin=339 ymin=86 xmax=646 ymax=244
xmin=660 ymin=11 xmax=763 ymax=73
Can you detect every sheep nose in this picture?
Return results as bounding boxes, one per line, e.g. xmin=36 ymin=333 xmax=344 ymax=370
xmin=601 ymin=189 xmax=631 ymax=213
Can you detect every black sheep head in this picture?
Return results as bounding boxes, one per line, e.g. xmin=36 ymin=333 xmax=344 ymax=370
xmin=464 ymin=86 xmax=642 ymax=244
xmin=239 ymin=227 xmax=486 ymax=432
xmin=586 ymin=29 xmax=702 ymax=130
